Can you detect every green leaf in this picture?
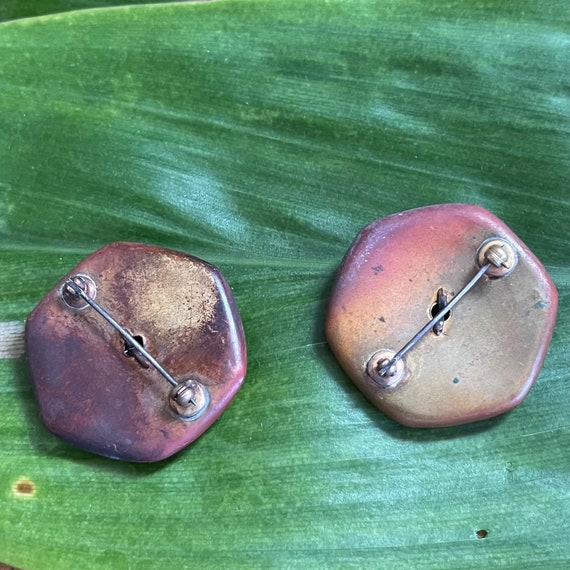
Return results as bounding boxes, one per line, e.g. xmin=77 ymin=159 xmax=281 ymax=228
xmin=1 ymin=1 xmax=569 ymax=568
xmin=0 ymin=0 xmax=190 ymax=23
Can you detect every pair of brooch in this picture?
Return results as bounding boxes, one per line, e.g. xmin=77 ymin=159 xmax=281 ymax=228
xmin=25 ymin=204 xmax=558 ymax=462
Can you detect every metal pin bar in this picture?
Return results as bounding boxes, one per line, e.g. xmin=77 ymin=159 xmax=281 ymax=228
xmin=65 ymin=278 xmax=180 ymax=388
xmin=379 ymin=262 xmax=491 ymax=376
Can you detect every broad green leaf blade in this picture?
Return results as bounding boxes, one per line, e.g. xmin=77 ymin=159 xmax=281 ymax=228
xmin=0 ymin=0 xmax=195 ymax=23
xmin=1 ymin=1 xmax=569 ymax=569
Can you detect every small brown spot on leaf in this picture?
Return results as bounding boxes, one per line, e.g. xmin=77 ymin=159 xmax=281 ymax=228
xmin=12 ymin=478 xmax=36 ymax=498
xmin=476 ymin=529 xmax=488 ymax=539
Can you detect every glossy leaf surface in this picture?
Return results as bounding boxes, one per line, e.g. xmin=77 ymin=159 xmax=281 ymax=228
xmin=0 ymin=0 xmax=188 ymax=22
xmin=0 ymin=1 xmax=569 ymax=568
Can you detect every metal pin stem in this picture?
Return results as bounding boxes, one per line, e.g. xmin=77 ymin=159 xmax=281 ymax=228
xmin=379 ymin=262 xmax=491 ymax=376
xmin=65 ymin=278 xmax=180 ymax=388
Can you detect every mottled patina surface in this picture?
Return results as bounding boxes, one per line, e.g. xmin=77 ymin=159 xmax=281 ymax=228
xmin=326 ymin=204 xmax=558 ymax=427
xmin=26 ymin=242 xmax=246 ymax=462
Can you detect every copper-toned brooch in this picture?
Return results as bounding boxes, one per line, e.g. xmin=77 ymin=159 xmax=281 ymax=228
xmin=326 ymin=204 xmax=557 ymax=428
xmin=26 ymin=242 xmax=247 ymax=462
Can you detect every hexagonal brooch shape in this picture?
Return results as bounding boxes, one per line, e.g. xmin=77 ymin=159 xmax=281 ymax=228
xmin=26 ymin=242 xmax=247 ymax=462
